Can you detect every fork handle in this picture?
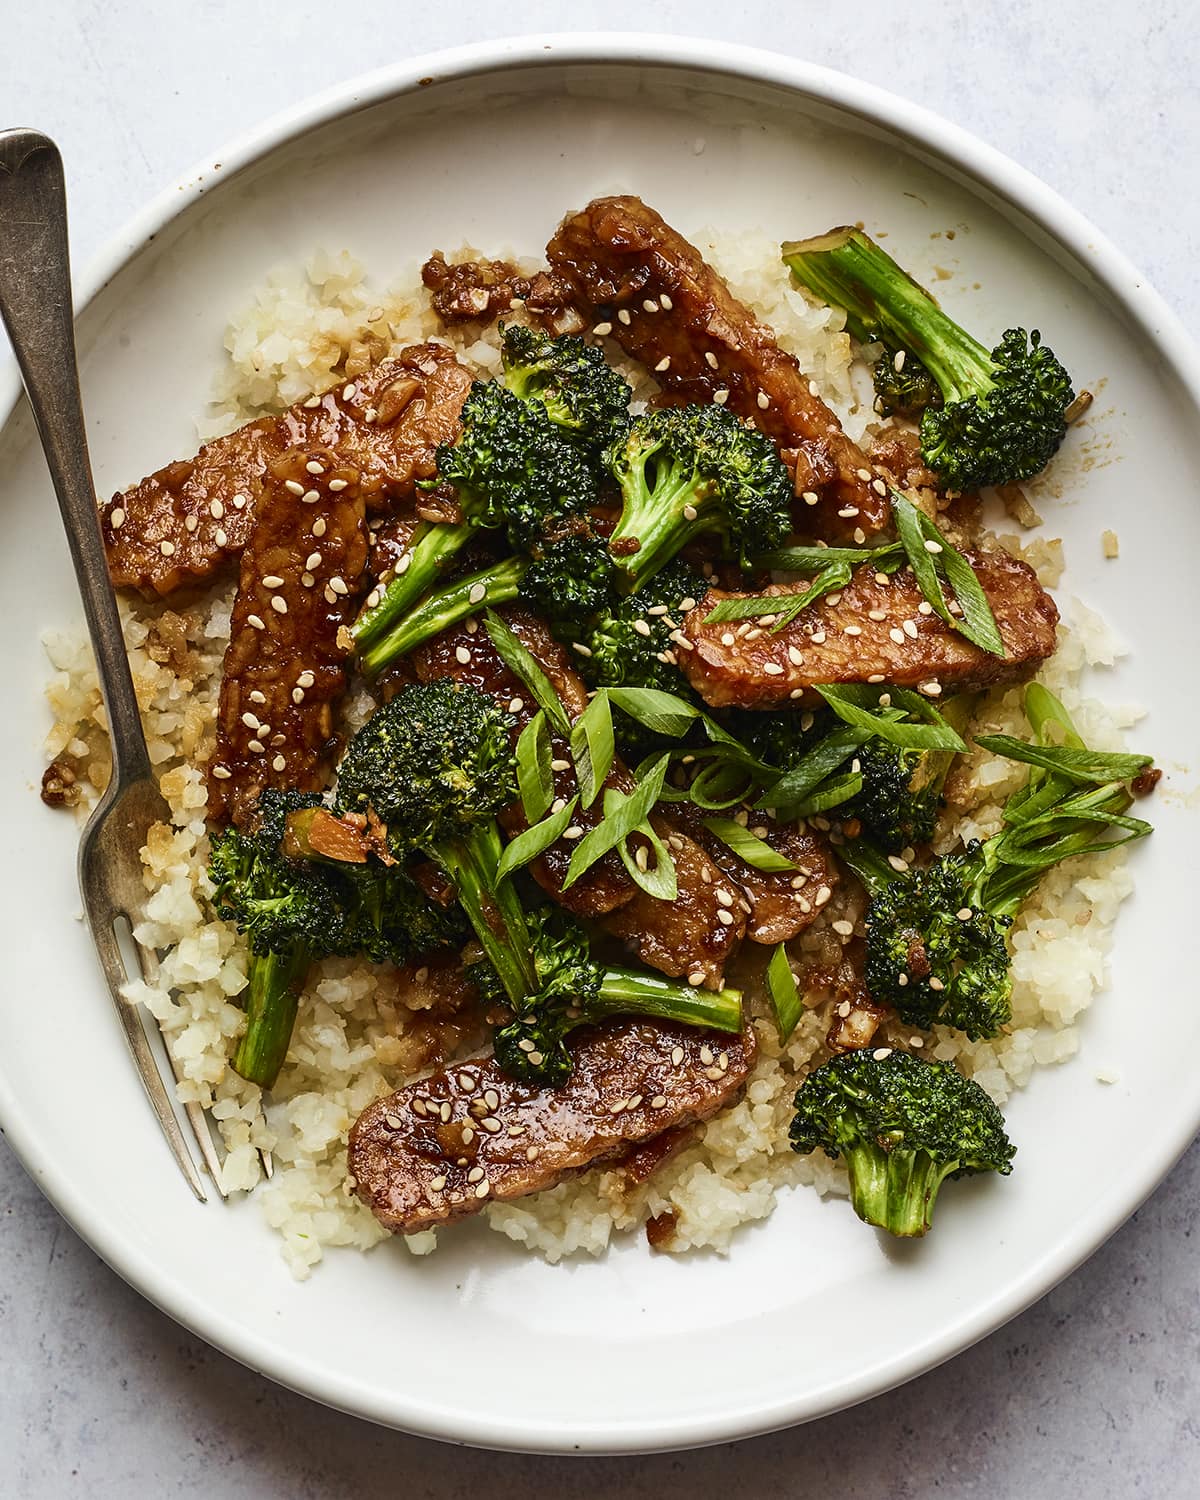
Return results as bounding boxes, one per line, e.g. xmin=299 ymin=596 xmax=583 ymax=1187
xmin=0 ymin=129 xmax=150 ymax=784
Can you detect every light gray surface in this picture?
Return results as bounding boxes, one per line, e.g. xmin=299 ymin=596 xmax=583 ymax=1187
xmin=2 ymin=1 xmax=1197 ymax=1492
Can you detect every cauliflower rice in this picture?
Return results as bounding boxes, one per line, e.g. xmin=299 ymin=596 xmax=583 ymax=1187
xmin=41 ymin=234 xmax=1143 ymax=1277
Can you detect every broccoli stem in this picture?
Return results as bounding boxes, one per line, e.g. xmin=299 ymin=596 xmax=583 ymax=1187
xmin=845 ymin=1144 xmax=951 ymax=1237
xmin=351 ymin=520 xmax=473 ymax=652
xmin=607 ymin=461 xmax=711 ymax=590
xmin=359 ymin=555 xmax=526 ymax=676
xmin=593 ymin=967 xmax=743 ymax=1032
xmin=232 ymin=946 xmax=311 ymax=1088
xmin=782 ymin=228 xmax=996 ymax=404
xmin=436 ymin=821 xmax=538 ymax=1005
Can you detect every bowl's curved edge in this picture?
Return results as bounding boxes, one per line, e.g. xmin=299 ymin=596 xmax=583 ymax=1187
xmin=1 ymin=31 xmax=1198 ymax=1455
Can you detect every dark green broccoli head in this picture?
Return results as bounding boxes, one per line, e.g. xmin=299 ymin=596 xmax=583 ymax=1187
xmin=605 ymin=403 xmax=793 ymax=588
xmin=921 ymin=328 xmax=1075 ymax=492
xmin=849 ymin=742 xmax=942 ymax=852
xmin=209 ymin=791 xmax=347 ymax=959
xmin=873 ymin=349 xmax=941 ymax=419
xmin=864 ymin=844 xmax=1012 ymax=1039
xmin=500 ymin=322 xmax=631 ymax=451
xmin=338 ymin=862 xmax=469 ymax=967
xmin=489 ymin=909 xmax=604 ymax=1087
xmin=435 ymin=380 xmax=599 ymax=547
xmin=521 ymin=531 xmax=615 ymax=639
xmin=790 ymin=1048 xmax=1015 ymax=1236
xmin=585 ymin=556 xmax=706 ymax=694
xmin=720 ymin=705 xmax=831 ymax=771
xmin=336 ymin=680 xmax=517 ymax=849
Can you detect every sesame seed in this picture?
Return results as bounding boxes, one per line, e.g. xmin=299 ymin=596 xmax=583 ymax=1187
xmin=815 ymin=885 xmax=832 ymax=907
xmin=467 ymin=1166 xmax=484 ymax=1183
xmin=572 ymin=642 xmax=593 ymax=657
xmin=655 ymin=355 xmax=671 ymax=372
xmin=609 ymin=1099 xmax=628 ymax=1115
xmin=526 ymin=1145 xmax=540 ymax=1161
xmin=671 ymin=1045 xmax=685 ymax=1066
xmin=856 ymin=468 xmax=873 ymax=482
xmin=292 ymin=688 xmax=304 ymax=704
xmin=837 ymin=506 xmax=860 ymax=518
xmin=248 ymin=690 xmax=266 ymax=705
xmin=508 ymin=697 xmax=524 ymax=713
xmin=700 ymin=1045 xmax=714 ymax=1066
xmin=247 ymin=614 xmax=265 ymax=631
xmin=302 ymin=552 xmax=322 ymax=572
xmin=826 ymin=592 xmax=843 ymax=607
xmin=787 ymin=645 xmax=804 ymax=666
xmin=660 ymin=293 xmax=673 ymax=309
xmin=763 ymin=662 xmax=784 ymax=675
xmin=923 ymin=539 xmax=943 ymax=554
xmin=563 ymin=826 xmax=584 ymax=840
xmin=757 ymin=391 xmax=770 ymax=410
xmin=301 ymin=488 xmax=320 ymax=504
xmin=651 ymin=1094 xmax=667 ymax=1109
xmin=721 ymin=632 xmax=736 ymax=647
xmin=110 ymin=507 xmax=126 ymax=529
xmin=844 ymin=625 xmax=862 ymax=637
xmin=832 ymin=919 xmax=854 ymax=937
xmin=272 ymin=754 xmax=286 ymax=772
xmin=214 ymin=528 xmax=229 ymax=548
xmin=184 ymin=514 xmax=198 ymax=533
xmin=888 ymin=854 xmax=910 ymax=872
xmin=284 ymin=479 xmax=305 ymax=496
xmin=468 ymin=582 xmax=487 ymax=604
xmin=713 ymin=388 xmax=730 ymax=405
xmin=232 ymin=493 xmax=248 ymax=509
xmin=328 ymin=575 xmax=348 ymax=595
xmin=328 ymin=478 xmax=348 ymax=492
xmin=618 ymin=308 xmax=632 ymax=325
xmin=802 ymin=491 xmax=820 ymax=506
xmin=313 ymin=517 xmax=328 ymax=538
xmin=875 ymin=571 xmax=890 ymax=586
xmin=270 ymin=595 xmax=288 ymax=614
xmin=854 ymin=528 xmax=867 ymax=544
xmin=643 ymin=298 xmax=659 ymax=313
xmin=928 ymin=976 xmax=945 ymax=991
xmin=633 ymin=619 xmax=652 ymax=637
xmin=704 ymin=351 xmax=719 ymax=369
xmin=247 ymin=739 xmax=264 ymax=754
xmin=790 ymin=688 xmax=804 ymax=699
xmin=867 ymin=673 xmax=885 ymax=683
xmin=240 ymin=711 xmax=260 ymax=730
xmin=210 ymin=765 xmax=231 ymax=780
xmin=872 ymin=478 xmax=888 ymax=496
xmin=592 ymin=321 xmax=613 ymax=336
xmin=455 ymin=646 xmax=472 ymax=665
xmin=635 ymin=844 xmax=649 ymax=872
xmin=324 ymin=586 xmax=337 ymax=604
xmin=297 ymin=670 xmax=315 ymax=688
xmin=682 ymin=503 xmax=698 ymax=521
xmin=551 ymin=797 xmax=567 ymax=814
xmin=306 ymin=459 xmax=325 ymax=475
xmin=957 ymin=907 xmax=974 ymax=921
xmin=810 ymin=629 xmax=827 ymax=644
xmin=550 ymin=757 xmax=570 ymax=772
xmin=716 ymin=909 xmax=734 ymax=927
xmin=158 ymin=540 xmax=175 ymax=557
xmin=474 ymin=1181 xmax=491 ymax=1199
xmin=342 ymin=382 xmax=357 ymax=401
xmin=429 ymin=1174 xmax=447 ymax=1191
xmin=873 ymin=1047 xmax=893 ymax=1061
xmin=918 ymin=600 xmax=933 ymax=615
xmin=889 ymin=627 xmax=906 ymax=645
xmin=920 ymin=680 xmax=943 ymax=696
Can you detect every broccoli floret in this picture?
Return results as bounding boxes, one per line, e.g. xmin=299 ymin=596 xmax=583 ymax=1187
xmin=500 ymin=322 xmax=631 ymax=451
xmin=782 ymin=227 xmax=1075 ymax=491
xmin=208 ymin=791 xmax=347 ymax=1088
xmin=522 ymin=531 xmax=616 ymax=638
xmin=838 ymin=687 xmax=1153 ymax=1038
xmin=335 ymin=680 xmax=537 ymax=1004
xmin=605 ymin=403 xmax=793 ymax=590
xmin=584 ymin=555 xmax=706 ymax=693
xmin=209 ymin=790 xmax=468 ymax=1085
xmin=489 ymin=909 xmax=743 ymax=1087
xmin=864 ymin=843 xmax=1013 ymax=1038
xmin=849 ymin=741 xmax=943 ymax=851
xmin=790 ymin=1049 xmax=1015 ymax=1236
xmin=351 ymin=380 xmax=598 ymax=659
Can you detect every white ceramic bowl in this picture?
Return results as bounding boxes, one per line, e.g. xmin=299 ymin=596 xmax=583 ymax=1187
xmin=2 ymin=34 xmax=1197 ymax=1454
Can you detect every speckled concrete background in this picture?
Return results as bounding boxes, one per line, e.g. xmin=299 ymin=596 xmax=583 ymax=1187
xmin=3 ymin=3 xmax=1198 ymax=1493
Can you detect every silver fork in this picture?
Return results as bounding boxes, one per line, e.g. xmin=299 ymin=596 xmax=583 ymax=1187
xmin=0 ymin=128 xmax=224 ymax=1201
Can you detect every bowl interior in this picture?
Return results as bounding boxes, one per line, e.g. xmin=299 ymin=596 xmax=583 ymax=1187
xmin=1 ymin=51 xmax=1197 ymax=1452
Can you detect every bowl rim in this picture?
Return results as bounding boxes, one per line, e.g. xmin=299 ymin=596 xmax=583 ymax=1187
xmin=2 ymin=30 xmax=1198 ymax=1454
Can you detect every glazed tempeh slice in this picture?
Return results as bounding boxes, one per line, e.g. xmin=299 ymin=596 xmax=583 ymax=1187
xmin=103 ymin=344 xmax=472 ymax=597
xmin=678 ymin=548 xmax=1059 ymax=709
xmin=349 ymin=1019 xmax=757 ymax=1233
xmin=545 ymin=195 xmax=889 ymax=542
xmin=207 ymin=446 xmax=368 ymax=826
